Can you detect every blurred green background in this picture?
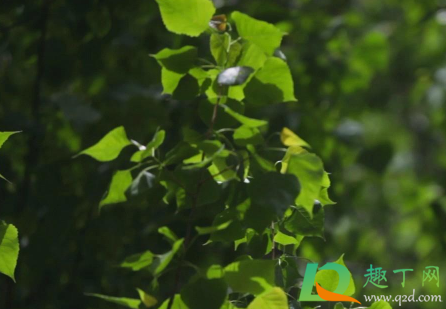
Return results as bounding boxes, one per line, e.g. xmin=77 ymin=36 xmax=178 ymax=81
xmin=1 ymin=0 xmax=446 ymax=308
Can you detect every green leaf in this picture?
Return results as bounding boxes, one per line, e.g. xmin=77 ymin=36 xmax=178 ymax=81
xmin=369 ymin=301 xmax=393 ymax=309
xmin=280 ymin=146 xmax=306 ymax=174
xmin=137 ymin=289 xmax=158 ymax=308
xmin=86 ymin=293 xmax=141 ymax=309
xmin=222 ymin=105 xmax=267 ymax=127
xmin=283 ymin=153 xmax=325 ymax=215
xmin=227 ymin=43 xmax=267 ymax=101
xmin=207 ymin=265 xmax=224 ymax=279
xmin=210 ymin=209 xmax=245 ymax=242
xmin=182 ymin=142 xmax=225 ymax=170
xmin=168 ymin=168 xmax=221 ymax=208
xmin=315 ymin=254 xmax=355 ymax=296
xmin=172 ymin=74 xmax=200 ymax=100
xmin=227 ymin=42 xmax=242 ymax=67
xmin=274 ymin=231 xmax=303 ymax=246
xmin=77 ymin=126 xmax=132 ymax=162
xmin=164 ymin=142 xmax=200 ymax=166
xmin=0 ymin=131 xmax=20 ymax=182
xmin=237 ymin=43 xmax=268 ymax=70
xmin=245 ymin=57 xmax=296 ymax=105
xmin=217 ymin=66 xmax=254 ymax=86
xmin=234 ymin=125 xmax=264 ymax=146
xmin=161 ymin=69 xmax=184 ymax=94
xmin=155 ymin=0 xmax=215 ymax=37
xmin=283 ymin=206 xmax=324 ymax=238
xmin=249 ymin=172 xmax=300 ymax=218
xmin=232 ymin=12 xmax=284 ymax=55
xmin=247 ymin=287 xmax=288 ymax=309
xmin=150 ymin=238 xmax=184 ymax=275
xmin=0 ymin=221 xmax=19 ymax=281
xmin=196 ymin=221 xmax=232 ymax=235
xmin=210 ymin=33 xmax=229 ymax=66
xmin=247 ymin=145 xmax=276 ymax=172
xmin=0 ymin=131 xmax=20 ymax=149
xmin=224 ymin=259 xmax=275 ymax=295
xmin=158 ymin=295 xmax=188 ymax=309
xmin=158 ymin=226 xmax=179 ymax=243
xmin=318 ymin=187 xmax=336 ymax=206
xmin=181 ymin=278 xmax=227 ymax=309
xmin=207 ymin=156 xmax=238 ymax=182
xmin=121 ymin=251 xmax=154 ymax=271
xmin=152 ymin=47 xmax=198 ymax=94
xmin=131 ymin=130 xmax=166 ymax=162
xmin=280 ymin=127 xmax=310 ymax=148
xmin=99 ymin=170 xmax=133 ymax=209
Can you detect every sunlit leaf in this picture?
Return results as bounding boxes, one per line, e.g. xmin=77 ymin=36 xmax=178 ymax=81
xmin=150 ymin=238 xmax=184 ymax=275
xmin=232 ymin=11 xmax=284 ymax=55
xmin=280 ymin=127 xmax=310 ymax=148
xmin=245 ymin=57 xmax=296 ymax=105
xmin=210 ymin=33 xmax=229 ymax=66
xmin=121 ymin=251 xmax=154 ymax=271
xmin=158 ymin=295 xmax=188 ymax=309
xmin=77 ymin=126 xmax=132 ymax=162
xmin=152 ymin=47 xmax=198 ymax=94
xmin=247 ymin=287 xmax=288 ymax=309
xmin=0 ymin=221 xmax=19 ymax=281
xmin=155 ymin=0 xmax=215 ymax=37
xmin=283 ymin=153 xmax=325 ymax=215
xmin=100 ymin=170 xmax=133 ymax=209
xmin=274 ymin=230 xmax=303 ymax=246
xmin=222 ymin=105 xmax=267 ymax=127
xmin=234 ymin=125 xmax=264 ymax=146
xmin=0 ymin=131 xmax=20 ymax=149
xmin=207 ymin=265 xmax=224 ymax=279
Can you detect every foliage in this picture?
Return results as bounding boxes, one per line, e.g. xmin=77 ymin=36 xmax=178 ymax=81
xmin=74 ymin=3 xmax=386 ymax=309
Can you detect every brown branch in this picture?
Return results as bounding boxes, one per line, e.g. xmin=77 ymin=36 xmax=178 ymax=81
xmin=166 ymin=90 xmax=224 ymax=309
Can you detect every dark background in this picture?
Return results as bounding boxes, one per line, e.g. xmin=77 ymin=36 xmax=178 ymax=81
xmin=1 ymin=0 xmax=446 ymax=308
